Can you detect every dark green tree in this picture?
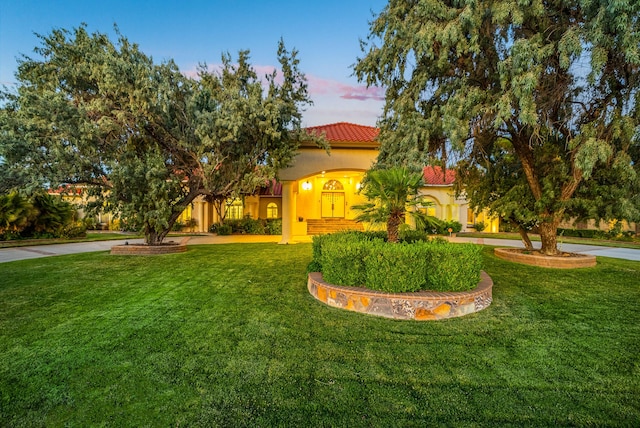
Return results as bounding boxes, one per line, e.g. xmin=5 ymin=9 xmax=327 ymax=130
xmin=0 ymin=26 xmax=313 ymax=245
xmin=355 ymin=0 xmax=640 ymax=255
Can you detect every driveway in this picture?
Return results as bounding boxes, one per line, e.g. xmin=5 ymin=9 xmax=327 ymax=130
xmin=1 ymin=234 xmax=639 ymax=263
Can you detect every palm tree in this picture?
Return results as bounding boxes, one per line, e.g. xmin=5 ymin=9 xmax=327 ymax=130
xmin=0 ymin=193 xmax=36 ymax=235
xmin=352 ymin=167 xmax=424 ymax=243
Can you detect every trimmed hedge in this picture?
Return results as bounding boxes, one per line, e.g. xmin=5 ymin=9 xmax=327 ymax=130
xmin=311 ymin=231 xmax=482 ymax=293
xmin=209 ymin=217 xmax=282 ymax=235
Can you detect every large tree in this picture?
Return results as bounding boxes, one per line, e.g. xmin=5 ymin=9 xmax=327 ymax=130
xmin=355 ymin=0 xmax=640 ymax=255
xmin=0 ymin=26 xmax=313 ymax=244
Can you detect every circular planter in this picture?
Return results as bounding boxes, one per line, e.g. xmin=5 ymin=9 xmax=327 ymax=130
xmin=307 ymin=271 xmax=493 ymax=321
xmin=110 ymin=242 xmax=187 ymax=255
xmin=494 ymin=247 xmax=596 ymax=269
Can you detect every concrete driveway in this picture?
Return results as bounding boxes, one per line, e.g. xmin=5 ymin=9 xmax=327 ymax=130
xmin=1 ymin=234 xmax=639 ymax=263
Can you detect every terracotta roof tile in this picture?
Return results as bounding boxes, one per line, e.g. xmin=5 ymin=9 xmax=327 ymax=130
xmin=305 ymin=122 xmax=379 ymax=143
xmin=423 ymin=166 xmax=456 ymax=185
xmin=258 ymin=179 xmax=282 ymax=196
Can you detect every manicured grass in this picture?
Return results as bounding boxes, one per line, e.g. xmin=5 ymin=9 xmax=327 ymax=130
xmin=1 ymin=244 xmax=639 ymax=426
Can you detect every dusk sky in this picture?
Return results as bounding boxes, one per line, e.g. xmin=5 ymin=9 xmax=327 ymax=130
xmin=0 ymin=0 xmax=388 ymax=126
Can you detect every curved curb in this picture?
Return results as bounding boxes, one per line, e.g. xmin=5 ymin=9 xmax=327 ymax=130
xmin=494 ymin=247 xmax=596 ymax=269
xmin=307 ymin=271 xmax=492 ymax=320
xmin=110 ymin=243 xmax=187 ymax=255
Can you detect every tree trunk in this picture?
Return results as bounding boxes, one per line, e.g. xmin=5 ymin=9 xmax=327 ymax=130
xmin=387 ymin=214 xmax=403 ymax=243
xmin=539 ymin=218 xmax=560 ymax=255
xmin=515 ymin=223 xmax=534 ymax=251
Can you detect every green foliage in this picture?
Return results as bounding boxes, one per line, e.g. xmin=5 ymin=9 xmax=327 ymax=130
xmin=398 ymin=228 xmax=430 ymax=243
xmin=355 ymin=0 xmax=640 ymax=255
xmin=413 ymin=211 xmax=444 ymax=234
xmin=473 ymin=221 xmax=487 ymax=232
xmin=0 ymin=192 xmax=79 ymax=240
xmin=352 ymin=167 xmax=425 ymax=243
xmin=215 ymin=223 xmax=233 ymax=236
xmin=210 ymin=217 xmax=281 ymax=235
xmin=318 ymin=232 xmax=372 ymax=287
xmin=1 ymin=26 xmax=314 ymax=245
xmin=364 ymin=240 xmax=430 ymax=292
xmin=0 ymin=192 xmax=36 ymax=236
xmin=424 ymin=243 xmax=483 ymax=292
xmin=313 ymin=231 xmax=482 ymax=292
xmin=264 ymin=218 xmax=282 ymax=235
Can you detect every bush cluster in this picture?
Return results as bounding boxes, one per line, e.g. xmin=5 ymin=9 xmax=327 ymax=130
xmin=310 ymin=231 xmax=482 ymax=293
xmin=209 ymin=217 xmax=282 ymax=236
xmin=0 ymin=192 xmax=86 ymax=241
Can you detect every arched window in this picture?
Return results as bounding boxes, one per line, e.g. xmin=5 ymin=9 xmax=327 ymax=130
xmin=266 ymin=202 xmax=278 ymax=219
xmin=323 ymin=179 xmax=344 ymax=191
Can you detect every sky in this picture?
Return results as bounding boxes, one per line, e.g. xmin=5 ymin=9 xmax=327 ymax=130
xmin=0 ymin=0 xmax=388 ymax=127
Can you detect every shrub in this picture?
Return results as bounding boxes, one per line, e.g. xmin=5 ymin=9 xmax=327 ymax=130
xmin=443 ymin=220 xmax=463 ymax=234
xmin=423 ymin=243 xmax=483 ymax=292
xmin=313 ymin=231 xmax=482 ymax=292
xmin=364 ymin=241 xmax=429 ymax=292
xmin=265 ymin=218 xmax=282 ymax=235
xmin=60 ymin=221 xmax=87 ymax=238
xmin=398 ymin=228 xmax=430 ymax=243
xmin=216 ymin=223 xmax=233 ymax=235
xmin=240 ymin=216 xmax=265 ymax=235
xmin=473 ymin=221 xmax=486 ymax=232
xmin=318 ymin=232 xmax=373 ymax=287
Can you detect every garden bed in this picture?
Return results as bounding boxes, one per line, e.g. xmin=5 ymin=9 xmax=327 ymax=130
xmin=110 ymin=242 xmax=187 ymax=255
xmin=494 ymin=247 xmax=596 ymax=268
xmin=308 ymin=271 xmax=493 ymax=320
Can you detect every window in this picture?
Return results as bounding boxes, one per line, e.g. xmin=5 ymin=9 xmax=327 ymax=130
xmin=323 ymin=180 xmax=344 ymax=191
xmin=267 ymin=202 xmax=278 ymax=219
xmin=226 ymin=199 xmax=244 ymax=220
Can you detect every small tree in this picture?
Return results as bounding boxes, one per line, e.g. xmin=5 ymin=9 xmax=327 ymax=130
xmin=352 ymin=167 xmax=424 ymax=243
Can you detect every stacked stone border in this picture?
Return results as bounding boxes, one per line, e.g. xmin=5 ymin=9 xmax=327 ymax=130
xmin=307 ymin=271 xmax=493 ymax=321
xmin=494 ymin=247 xmax=596 ymax=269
xmin=110 ymin=243 xmax=187 ymax=255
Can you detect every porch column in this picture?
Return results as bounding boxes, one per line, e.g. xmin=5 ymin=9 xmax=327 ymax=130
xmin=199 ymin=201 xmax=205 ymax=232
xmin=279 ymin=181 xmax=295 ymax=244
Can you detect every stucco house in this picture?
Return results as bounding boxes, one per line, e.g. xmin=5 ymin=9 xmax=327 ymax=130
xmin=186 ymin=122 xmax=499 ymax=242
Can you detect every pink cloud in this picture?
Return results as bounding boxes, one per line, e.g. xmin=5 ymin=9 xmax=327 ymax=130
xmin=181 ymin=64 xmax=384 ymax=102
xmin=306 ymin=74 xmax=385 ymax=101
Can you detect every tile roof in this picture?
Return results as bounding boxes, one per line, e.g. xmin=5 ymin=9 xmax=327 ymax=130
xmin=305 ymin=122 xmax=379 ymax=143
xmin=258 ymin=179 xmax=282 ymax=196
xmin=423 ymin=166 xmax=456 ymax=185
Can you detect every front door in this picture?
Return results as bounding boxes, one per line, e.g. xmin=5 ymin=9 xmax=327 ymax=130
xmin=321 ymin=192 xmax=345 ymax=218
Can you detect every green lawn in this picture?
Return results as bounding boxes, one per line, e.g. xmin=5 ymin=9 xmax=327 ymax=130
xmin=1 ymin=244 xmax=639 ymax=426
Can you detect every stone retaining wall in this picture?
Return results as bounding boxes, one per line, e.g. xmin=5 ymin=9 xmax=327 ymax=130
xmin=494 ymin=248 xmax=596 ymax=268
xmin=307 ymin=271 xmax=493 ymax=320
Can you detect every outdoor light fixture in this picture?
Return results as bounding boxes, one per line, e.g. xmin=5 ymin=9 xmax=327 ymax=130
xmin=356 ymin=182 xmax=361 ymax=190
xmin=302 ymin=181 xmax=312 ymax=191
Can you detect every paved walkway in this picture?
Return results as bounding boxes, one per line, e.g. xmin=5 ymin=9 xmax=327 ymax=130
xmin=0 ymin=233 xmax=639 ymax=264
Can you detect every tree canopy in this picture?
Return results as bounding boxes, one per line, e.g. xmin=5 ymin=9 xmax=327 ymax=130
xmin=355 ymin=0 xmax=640 ymax=254
xmin=0 ymin=25 xmax=314 ymax=244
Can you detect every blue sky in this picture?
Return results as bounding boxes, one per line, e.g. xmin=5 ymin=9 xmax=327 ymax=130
xmin=0 ymin=0 xmax=388 ymax=126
